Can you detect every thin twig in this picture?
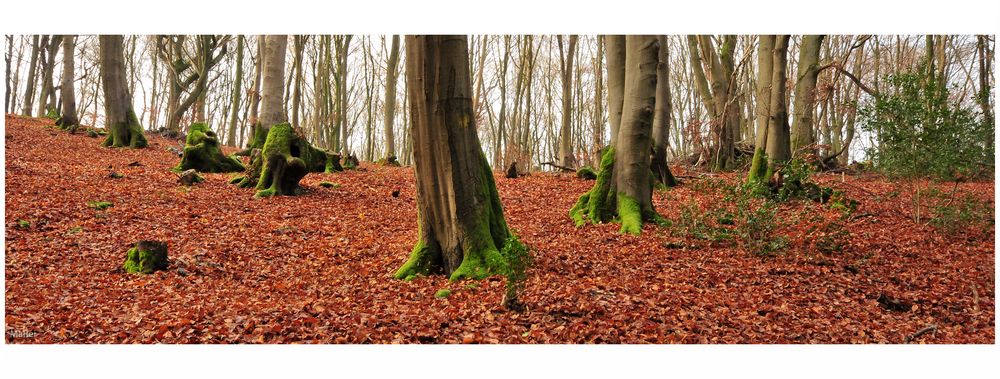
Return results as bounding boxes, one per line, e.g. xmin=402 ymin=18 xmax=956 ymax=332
xmin=904 ymin=324 xmax=938 ymax=344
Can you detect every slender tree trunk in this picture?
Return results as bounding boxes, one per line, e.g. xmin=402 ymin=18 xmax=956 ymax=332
xmin=38 ymin=35 xmax=63 ymax=117
xmin=765 ymin=36 xmax=792 ymax=168
xmin=260 ymin=35 xmax=289 ymax=131
xmin=382 ymin=35 xmax=401 ymax=161
xmin=4 ymin=36 xmax=12 ymax=114
xmin=99 ymin=35 xmax=147 ymax=148
xmin=57 ymin=35 xmax=79 ymax=130
xmin=394 ymin=35 xmax=522 ymax=282
xmin=651 ymin=35 xmax=677 ymax=187
xmin=593 ymin=36 xmax=605 ymax=164
xmin=558 ymin=35 xmax=579 ymax=168
xmin=226 ymin=35 xmax=245 ymax=146
xmin=604 ymin=35 xmax=625 ymax=148
xmin=748 ymin=35 xmax=775 ymax=182
xmin=21 ymin=35 xmax=40 ymax=116
xmin=291 ymin=35 xmax=306 ymax=127
xmin=790 ymin=35 xmax=825 ymax=157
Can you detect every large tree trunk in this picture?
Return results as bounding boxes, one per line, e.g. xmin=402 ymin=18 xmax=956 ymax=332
xmin=99 ymin=35 xmax=147 ymax=148
xmin=651 ymin=35 xmax=677 ymax=187
xmin=558 ymin=35 xmax=578 ymax=168
xmin=394 ymin=35 xmax=523 ymax=282
xmin=791 ymin=35 xmax=825 ymax=157
xmin=57 ymin=35 xmax=80 ymax=131
xmin=225 ymin=35 xmax=244 ymax=146
xmin=604 ymin=35 xmax=626 ymax=148
xmin=21 ymin=35 xmax=40 ymax=116
xmin=570 ymin=35 xmax=661 ymax=235
xmin=382 ymin=35 xmax=401 ymax=162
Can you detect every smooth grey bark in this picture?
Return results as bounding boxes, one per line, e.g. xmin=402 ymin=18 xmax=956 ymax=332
xmin=57 ymin=35 xmax=79 ymax=129
xmin=604 ymin=35 xmax=626 ymax=147
xmin=791 ymin=35 xmax=825 ymax=156
xmin=226 ymin=35 xmax=245 ymax=146
xmin=21 ymin=35 xmax=40 ymax=116
xmin=651 ymin=35 xmax=677 ymax=187
xmin=382 ymin=35 xmax=401 ymax=161
xmin=765 ymin=36 xmax=791 ymax=165
xmin=557 ymin=35 xmax=579 ymax=168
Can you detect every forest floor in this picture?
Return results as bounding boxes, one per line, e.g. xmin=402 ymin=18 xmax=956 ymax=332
xmin=4 ymin=114 xmax=995 ymax=344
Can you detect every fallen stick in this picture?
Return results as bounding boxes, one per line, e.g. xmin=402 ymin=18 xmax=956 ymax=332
xmin=904 ymin=324 xmax=938 ymax=344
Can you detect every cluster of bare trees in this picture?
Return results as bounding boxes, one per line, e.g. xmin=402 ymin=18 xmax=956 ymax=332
xmin=4 ymin=34 xmax=995 ymax=172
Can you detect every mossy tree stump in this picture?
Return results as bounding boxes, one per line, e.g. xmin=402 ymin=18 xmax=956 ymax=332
xmin=177 ymin=122 xmax=245 ymax=173
xmin=122 ymin=241 xmax=168 ymax=274
xmin=231 ymin=122 xmax=340 ymax=197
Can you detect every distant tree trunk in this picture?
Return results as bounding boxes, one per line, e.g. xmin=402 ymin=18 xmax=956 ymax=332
xmin=99 ymin=35 xmax=147 ymax=148
xmin=592 ymin=36 xmax=605 ymax=164
xmin=38 ymin=35 xmax=64 ymax=116
xmin=570 ymin=35 xmax=660 ymax=235
xmin=394 ymin=35 xmax=523 ymax=282
xmin=976 ymin=35 xmax=994 ymax=124
xmin=791 ymin=35 xmax=825 ymax=157
xmin=226 ymin=35 xmax=244 ymax=146
xmin=604 ymin=35 xmax=626 ymax=147
xmin=336 ymin=35 xmax=353 ymax=156
xmin=558 ymin=35 xmax=579 ymax=168
xmin=57 ymin=35 xmax=79 ymax=130
xmin=291 ymin=35 xmax=306 ymax=128
xmin=651 ymin=35 xmax=677 ymax=187
xmin=4 ymin=36 xmax=12 ymax=114
xmin=21 ymin=35 xmax=40 ymax=116
xmin=382 ymin=35 xmax=401 ymax=162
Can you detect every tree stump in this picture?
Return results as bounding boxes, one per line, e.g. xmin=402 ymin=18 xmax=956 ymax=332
xmin=178 ymin=169 xmax=204 ymax=186
xmin=123 ymin=240 xmax=168 ymax=274
xmin=505 ymin=162 xmax=520 ymax=178
xmin=576 ymin=166 xmax=597 ymax=180
xmin=177 ymin=122 xmax=245 ymax=173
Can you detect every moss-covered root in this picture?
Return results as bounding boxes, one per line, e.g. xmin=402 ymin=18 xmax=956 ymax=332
xmin=569 ymin=147 xmax=616 ymax=226
xmin=254 ymin=123 xmax=308 ymax=197
xmin=122 ymin=240 xmax=168 ymax=274
xmin=102 ymin=109 xmax=148 ymax=148
xmin=393 ymin=240 xmax=440 ymax=281
xmin=178 ymin=122 xmax=245 ymax=173
xmin=747 ymin=148 xmax=769 ymax=184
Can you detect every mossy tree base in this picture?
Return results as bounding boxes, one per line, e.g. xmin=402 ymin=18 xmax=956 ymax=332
xmin=569 ymin=147 xmax=662 ymax=235
xmin=122 ymin=241 xmax=168 ymax=274
xmin=102 ymin=109 xmax=148 ymax=148
xmin=230 ymin=122 xmax=340 ymax=197
xmin=178 ymin=122 xmax=245 ymax=173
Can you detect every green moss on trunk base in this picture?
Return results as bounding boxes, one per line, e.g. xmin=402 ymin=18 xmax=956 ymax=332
xmin=617 ymin=193 xmax=643 ymax=235
xmin=569 ymin=147 xmax=616 ymax=225
xmin=102 ymin=109 xmax=147 ymax=148
xmin=178 ymin=123 xmax=245 ymax=173
xmin=122 ymin=241 xmax=168 ymax=274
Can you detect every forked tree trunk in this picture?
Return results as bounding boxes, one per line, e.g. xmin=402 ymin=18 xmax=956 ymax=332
xmin=651 ymin=35 xmax=677 ymax=187
xmin=394 ymin=35 xmax=523 ymax=282
xmin=791 ymin=35 xmax=825 ymax=157
xmin=99 ymin=35 xmax=147 ymax=148
xmin=570 ymin=35 xmax=661 ymax=235
xmin=225 ymin=35 xmax=244 ymax=146
xmin=57 ymin=35 xmax=80 ymax=131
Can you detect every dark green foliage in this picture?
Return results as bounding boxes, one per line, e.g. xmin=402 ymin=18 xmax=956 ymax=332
xmin=178 ymin=123 xmax=245 ymax=173
xmin=860 ymin=67 xmax=994 ymax=181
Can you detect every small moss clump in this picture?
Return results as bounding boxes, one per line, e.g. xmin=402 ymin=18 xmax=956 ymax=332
xmin=16 ymin=219 xmax=31 ymax=229
xmin=87 ymin=201 xmax=113 ymax=210
xmin=177 ymin=123 xmax=245 ymax=173
xmin=434 ymin=289 xmax=452 ymax=298
xmin=318 ymin=181 xmax=340 ymax=188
